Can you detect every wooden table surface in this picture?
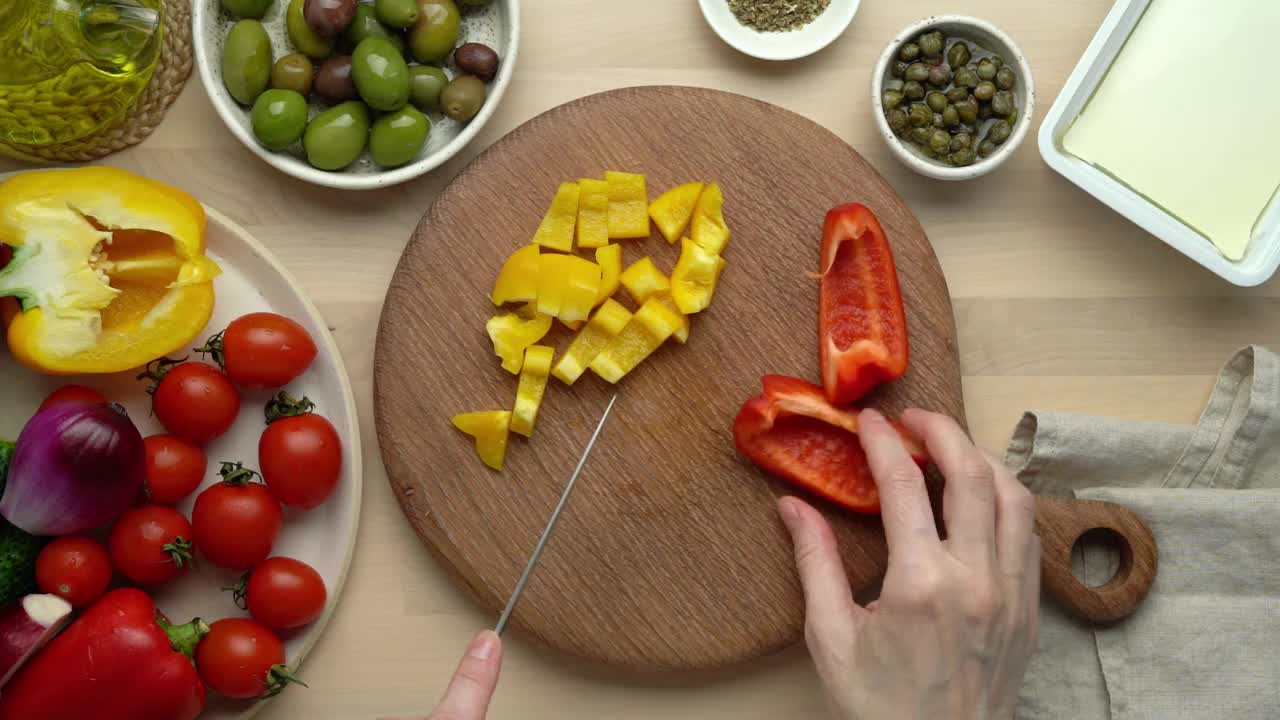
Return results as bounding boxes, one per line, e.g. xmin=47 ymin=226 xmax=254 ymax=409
xmin=6 ymin=1 xmax=1277 ymax=717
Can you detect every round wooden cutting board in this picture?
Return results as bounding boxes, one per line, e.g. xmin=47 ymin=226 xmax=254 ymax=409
xmin=374 ymin=86 xmax=964 ymax=672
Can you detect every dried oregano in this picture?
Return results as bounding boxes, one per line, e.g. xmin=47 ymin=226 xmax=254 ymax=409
xmin=727 ymin=0 xmax=831 ymax=32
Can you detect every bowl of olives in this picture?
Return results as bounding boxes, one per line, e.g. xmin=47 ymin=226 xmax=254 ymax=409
xmin=195 ymin=0 xmax=518 ymax=190
xmin=872 ymin=15 xmax=1034 ymax=181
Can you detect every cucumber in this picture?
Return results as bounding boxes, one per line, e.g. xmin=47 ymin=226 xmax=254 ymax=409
xmin=0 ymin=440 xmax=43 ymax=606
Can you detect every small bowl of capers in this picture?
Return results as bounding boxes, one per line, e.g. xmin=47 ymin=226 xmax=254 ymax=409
xmin=872 ymin=15 xmax=1034 ymax=181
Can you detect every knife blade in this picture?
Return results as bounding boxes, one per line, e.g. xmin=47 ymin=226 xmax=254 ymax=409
xmin=494 ymin=394 xmax=618 ymax=636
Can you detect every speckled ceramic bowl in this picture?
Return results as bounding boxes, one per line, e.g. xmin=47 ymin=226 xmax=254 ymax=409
xmin=194 ymin=0 xmax=519 ymax=190
xmin=871 ymin=15 xmax=1034 ymax=181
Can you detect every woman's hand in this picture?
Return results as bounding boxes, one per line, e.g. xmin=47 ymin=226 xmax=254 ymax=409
xmin=385 ymin=630 xmax=503 ymax=720
xmin=779 ymin=408 xmax=1039 ymax=720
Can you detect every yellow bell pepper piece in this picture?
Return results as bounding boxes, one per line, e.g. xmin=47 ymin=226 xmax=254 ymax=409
xmin=0 ymin=167 xmax=220 ymax=375
xmin=690 ymin=181 xmax=729 ymax=255
xmin=486 ymin=302 xmax=552 ymax=374
xmin=559 ymin=317 xmax=583 ymax=331
xmin=670 ymin=237 xmax=728 ymax=314
xmin=576 ymin=178 xmax=610 ymax=249
xmin=619 ymin=257 xmax=671 ymax=305
xmin=589 ymin=297 xmax=685 ymax=384
xmin=536 ymin=253 xmax=600 ymax=324
xmin=594 ymin=244 xmax=622 ymax=306
xmin=552 ymin=299 xmax=632 ymax=385
xmin=655 ymin=292 xmax=691 ymax=345
xmin=605 ymin=171 xmax=649 ymax=239
xmin=511 ymin=345 xmax=553 ymax=437
xmin=452 ymin=410 xmax=512 ymax=471
xmin=649 ymin=182 xmax=704 ymax=244
xmin=533 ymin=182 xmax=580 ymax=252
xmin=491 ymin=244 xmax=540 ymax=305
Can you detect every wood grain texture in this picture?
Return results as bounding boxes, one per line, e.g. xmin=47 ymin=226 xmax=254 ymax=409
xmin=374 ymin=86 xmax=964 ymax=671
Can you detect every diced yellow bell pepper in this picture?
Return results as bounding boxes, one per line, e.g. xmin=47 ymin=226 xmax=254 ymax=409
xmin=649 ymin=182 xmax=704 ymax=244
xmin=533 ymin=182 xmax=580 ymax=252
xmin=536 ymin=253 xmax=600 ymax=324
xmin=511 ymin=345 xmax=553 ymax=437
xmin=552 ymin=299 xmax=632 ymax=385
xmin=655 ymin=292 xmax=691 ymax=344
xmin=605 ymin=171 xmax=649 ymax=239
xmin=559 ymin=317 xmax=583 ymax=331
xmin=619 ymin=257 xmax=670 ymax=305
xmin=576 ymin=178 xmax=610 ymax=249
xmin=690 ymin=181 xmax=729 ymax=255
xmin=486 ymin=302 xmax=552 ymax=374
xmin=451 ymin=410 xmax=512 ymax=471
xmin=594 ymin=244 xmax=622 ymax=306
xmin=491 ymin=244 xmax=540 ymax=305
xmin=670 ymin=237 xmax=728 ymax=314
xmin=589 ymin=297 xmax=685 ymax=383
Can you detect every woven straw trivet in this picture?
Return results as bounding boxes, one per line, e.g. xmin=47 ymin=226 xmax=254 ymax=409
xmin=0 ymin=0 xmax=193 ymax=164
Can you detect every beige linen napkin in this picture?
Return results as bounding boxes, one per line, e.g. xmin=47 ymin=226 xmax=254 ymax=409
xmin=1007 ymin=346 xmax=1280 ymax=720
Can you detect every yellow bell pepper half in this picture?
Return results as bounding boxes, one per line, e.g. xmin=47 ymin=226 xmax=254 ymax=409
xmin=536 ymin=253 xmax=601 ymax=325
xmin=671 ymin=237 xmax=728 ymax=315
xmin=0 ymin=167 xmax=220 ymax=375
xmin=649 ymin=182 xmax=704 ymax=245
xmin=690 ymin=181 xmax=729 ymax=255
xmin=576 ymin=178 xmax=610 ymax=249
xmin=486 ymin=302 xmax=552 ymax=374
xmin=619 ymin=257 xmax=670 ymax=305
xmin=452 ymin=410 xmax=512 ymax=471
xmin=533 ymin=182 xmax=580 ymax=252
xmin=551 ymin=299 xmax=632 ymax=385
xmin=511 ymin=345 xmax=553 ymax=437
xmin=589 ymin=297 xmax=685 ymax=384
xmin=491 ymin=244 xmax=540 ymax=305
xmin=605 ymin=171 xmax=649 ymax=239
xmin=594 ymin=244 xmax=622 ymax=306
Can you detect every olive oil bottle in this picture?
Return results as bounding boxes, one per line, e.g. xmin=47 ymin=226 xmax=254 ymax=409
xmin=0 ymin=0 xmax=163 ymax=146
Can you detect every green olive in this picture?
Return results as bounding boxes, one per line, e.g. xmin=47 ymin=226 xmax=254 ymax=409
xmin=927 ymin=64 xmax=951 ymax=87
xmin=954 ymin=98 xmax=978 ymax=124
xmin=987 ymin=119 xmax=1012 ymax=145
xmin=974 ymin=81 xmax=996 ymax=102
xmin=991 ymin=90 xmax=1015 ymax=117
xmin=288 ymin=0 xmax=335 ymax=59
xmin=996 ymin=65 xmax=1016 ymax=91
xmin=954 ymin=66 xmax=979 ymax=88
xmin=926 ymin=91 xmax=948 ymax=113
xmin=903 ymin=80 xmax=925 ymax=101
xmin=947 ymin=148 xmax=976 ymax=166
xmin=941 ymin=105 xmax=959 ymax=127
xmin=370 ymin=105 xmax=430 ymax=167
xmin=946 ymin=87 xmax=969 ymax=104
xmin=375 ymin=0 xmax=419 ymax=28
xmin=251 ymin=89 xmax=308 ymax=149
xmin=410 ymin=0 xmax=460 ymax=64
xmin=222 ymin=20 xmax=273 ymax=105
xmin=950 ymin=132 xmax=972 ymax=151
xmin=441 ymin=74 xmax=486 ymax=122
xmin=898 ymin=42 xmax=921 ymax=62
xmin=978 ymin=139 xmax=997 ymax=157
xmin=882 ymin=89 xmax=904 ymax=111
xmin=904 ymin=63 xmax=930 ymax=82
xmin=345 ymin=4 xmax=405 ymax=54
xmin=886 ymin=108 xmax=908 ymax=135
xmin=304 ymin=100 xmax=370 ymax=170
xmin=928 ymin=128 xmax=951 ymax=154
xmin=918 ymin=31 xmax=945 ymax=59
xmin=890 ymin=60 xmax=908 ymax=79
xmin=222 ymin=0 xmax=273 ymax=18
xmin=409 ymin=65 xmax=449 ymax=110
xmin=947 ymin=41 xmax=971 ymax=69
xmin=271 ymin=53 xmax=314 ymax=97
xmin=908 ymin=127 xmax=932 ymax=145
xmin=352 ymin=36 xmax=411 ymax=110
xmin=907 ymin=103 xmax=932 ymax=128
xmin=977 ymin=57 xmax=997 ymax=81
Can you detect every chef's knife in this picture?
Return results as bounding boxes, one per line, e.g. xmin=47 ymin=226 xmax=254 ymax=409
xmin=494 ymin=394 xmax=618 ymax=636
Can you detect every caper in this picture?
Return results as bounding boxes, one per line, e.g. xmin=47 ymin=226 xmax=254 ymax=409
xmin=947 ymin=41 xmax=971 ymax=69
xmin=885 ymin=78 xmax=905 ymax=92
xmin=977 ymin=58 xmax=997 ymax=81
xmin=978 ymin=102 xmax=993 ymax=120
xmin=926 ymin=91 xmax=948 ymax=113
xmin=973 ymin=81 xmax=996 ymax=102
xmin=891 ymin=60 xmax=908 ymax=79
xmin=947 ymin=148 xmax=976 ymax=166
xmin=919 ymin=31 xmax=945 ymax=59
xmin=1005 ymin=108 xmax=1019 ymax=126
xmin=954 ymin=66 xmax=980 ymax=88
xmin=950 ymin=132 xmax=972 ymax=151
xmin=886 ymin=108 xmax=909 ymax=134
xmin=903 ymin=81 xmax=925 ymax=100
xmin=954 ymin=98 xmax=978 ymax=124
xmin=987 ymin=119 xmax=1012 ymax=145
xmin=946 ymin=87 xmax=970 ymax=104
xmin=932 ymin=112 xmax=945 ymax=128
xmin=978 ymin=139 xmax=997 ymax=157
xmin=899 ymin=42 xmax=921 ymax=62
xmin=927 ymin=64 xmax=951 ymax=87
xmin=907 ymin=103 xmax=932 ymax=127
xmin=909 ymin=127 xmax=933 ymax=145
xmin=996 ymin=65 xmax=1016 ymax=91
xmin=990 ymin=54 xmax=1005 ymax=69
xmin=956 ymin=122 xmax=976 ymax=136
xmin=991 ymin=90 xmax=1014 ymax=116
xmin=905 ymin=62 xmax=930 ymax=82
xmin=882 ymin=89 xmax=904 ymax=110
xmin=928 ymin=128 xmax=951 ymax=154
xmin=942 ymin=105 xmax=960 ymax=127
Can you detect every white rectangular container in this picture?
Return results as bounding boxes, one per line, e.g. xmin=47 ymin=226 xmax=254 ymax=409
xmin=1038 ymin=0 xmax=1280 ymax=287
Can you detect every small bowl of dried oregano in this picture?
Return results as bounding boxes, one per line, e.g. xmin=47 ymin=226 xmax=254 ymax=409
xmin=699 ymin=0 xmax=860 ymax=61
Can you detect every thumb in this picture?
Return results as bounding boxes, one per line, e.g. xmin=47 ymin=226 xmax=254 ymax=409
xmin=778 ymin=497 xmax=862 ymax=652
xmin=429 ymin=630 xmax=503 ymax=720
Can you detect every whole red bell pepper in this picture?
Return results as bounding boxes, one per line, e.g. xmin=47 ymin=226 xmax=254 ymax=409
xmin=734 ymin=375 xmax=926 ymax=514
xmin=0 ymin=588 xmax=207 ymax=720
xmin=819 ymin=203 xmax=909 ymax=404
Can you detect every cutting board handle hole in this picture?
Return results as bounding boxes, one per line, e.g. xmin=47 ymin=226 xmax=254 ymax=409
xmin=1069 ymin=527 xmax=1131 ymax=589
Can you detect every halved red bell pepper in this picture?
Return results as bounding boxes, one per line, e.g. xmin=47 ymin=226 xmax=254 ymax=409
xmin=734 ymin=375 xmax=926 ymax=514
xmin=819 ymin=203 xmax=909 ymax=404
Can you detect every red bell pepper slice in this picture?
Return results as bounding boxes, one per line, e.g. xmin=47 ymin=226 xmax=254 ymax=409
xmin=819 ymin=203 xmax=909 ymax=404
xmin=0 ymin=588 xmax=207 ymax=720
xmin=734 ymin=375 xmax=926 ymax=514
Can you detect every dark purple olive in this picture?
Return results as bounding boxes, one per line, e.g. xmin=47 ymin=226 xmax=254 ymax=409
xmin=453 ymin=42 xmax=498 ymax=83
xmin=314 ymin=55 xmax=357 ymax=101
xmin=304 ymin=0 xmax=357 ymax=37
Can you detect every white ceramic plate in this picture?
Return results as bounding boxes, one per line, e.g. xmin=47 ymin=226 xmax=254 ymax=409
xmin=0 ymin=184 xmax=362 ymax=719
xmin=193 ymin=0 xmax=520 ymax=190
xmin=698 ymin=0 xmax=859 ymax=61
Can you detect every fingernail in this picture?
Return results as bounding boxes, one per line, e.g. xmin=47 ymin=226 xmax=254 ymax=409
xmin=468 ymin=631 xmax=498 ymax=660
xmin=860 ymin=408 xmax=884 ymax=426
xmin=778 ymin=497 xmax=801 ymax=527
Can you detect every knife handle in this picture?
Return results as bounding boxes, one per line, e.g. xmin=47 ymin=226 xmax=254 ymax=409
xmin=1035 ymin=496 xmax=1158 ymax=624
